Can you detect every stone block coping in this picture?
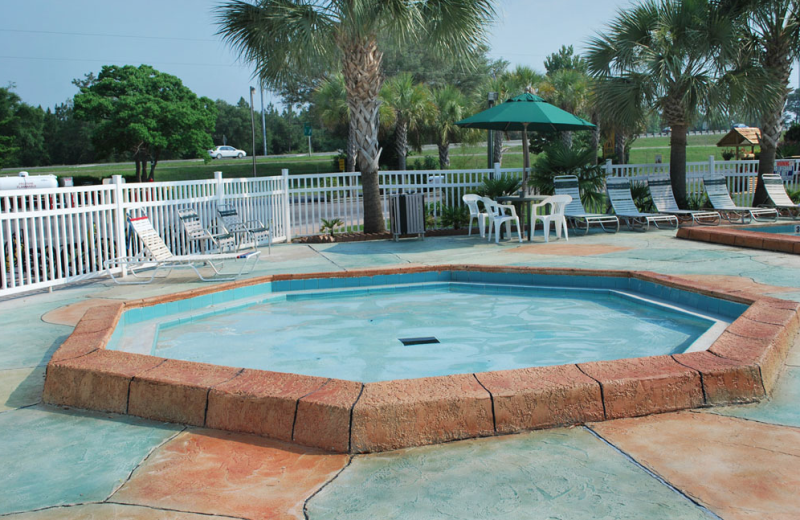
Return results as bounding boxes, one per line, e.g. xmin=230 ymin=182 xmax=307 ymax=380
xmin=42 ymin=265 xmax=800 ymax=454
xmin=678 ymin=225 xmax=800 ymax=254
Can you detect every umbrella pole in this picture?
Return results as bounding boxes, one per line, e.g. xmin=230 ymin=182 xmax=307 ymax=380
xmin=521 ymin=123 xmax=530 ymax=195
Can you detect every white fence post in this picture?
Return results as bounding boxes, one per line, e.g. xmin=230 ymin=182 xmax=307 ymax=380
xmin=214 ymin=171 xmax=224 ymax=204
xmin=112 ymin=175 xmax=127 ymax=278
xmin=605 ymin=159 xmax=613 ymax=177
xmin=493 ymin=162 xmax=501 ymax=179
xmin=282 ymin=169 xmax=292 ymax=242
xmin=709 ymin=155 xmax=715 ymax=176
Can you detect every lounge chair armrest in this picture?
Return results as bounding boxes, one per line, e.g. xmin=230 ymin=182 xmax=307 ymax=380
xmin=242 ymin=219 xmax=268 ymax=229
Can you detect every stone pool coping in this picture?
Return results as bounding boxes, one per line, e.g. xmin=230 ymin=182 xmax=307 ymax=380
xmin=678 ymin=225 xmax=800 ymax=254
xmin=43 ymin=265 xmax=800 ymax=454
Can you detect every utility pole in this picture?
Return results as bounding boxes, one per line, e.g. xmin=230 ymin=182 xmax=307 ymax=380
xmin=260 ymin=85 xmax=268 ymax=156
xmin=487 ymin=91 xmax=498 ymax=171
xmin=249 ymin=86 xmax=257 ymax=178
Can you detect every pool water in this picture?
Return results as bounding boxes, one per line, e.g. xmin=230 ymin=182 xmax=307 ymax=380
xmin=145 ymin=285 xmax=716 ymax=382
xmin=736 ymin=224 xmax=800 ymax=236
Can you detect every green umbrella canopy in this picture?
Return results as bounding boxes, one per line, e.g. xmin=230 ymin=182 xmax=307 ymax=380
xmin=455 ymin=93 xmax=595 ymax=193
xmin=455 ymin=93 xmax=594 ymax=131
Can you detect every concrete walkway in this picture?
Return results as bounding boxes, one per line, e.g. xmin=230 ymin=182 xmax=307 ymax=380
xmin=1 ymin=229 xmax=799 ymax=519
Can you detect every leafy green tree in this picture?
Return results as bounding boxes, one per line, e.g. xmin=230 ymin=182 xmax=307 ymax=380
xmin=216 ymin=0 xmax=495 ymax=233
xmin=42 ymin=102 xmax=97 ymax=166
xmin=382 ymin=73 xmax=433 ymax=170
xmin=718 ymin=0 xmax=800 ymax=205
xmin=214 ymin=98 xmax=262 ymax=154
xmin=0 ymin=87 xmax=22 ymax=168
xmin=587 ymin=0 xmax=775 ymax=207
xmin=0 ymin=86 xmax=49 ymax=168
xmin=74 ymin=64 xmax=216 ymax=181
xmin=544 ymin=45 xmax=588 ymax=75
xmin=539 ymin=69 xmax=590 ymax=148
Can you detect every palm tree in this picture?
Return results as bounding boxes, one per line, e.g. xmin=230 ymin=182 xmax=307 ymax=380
xmin=382 ymin=73 xmax=433 ymax=170
xmin=216 ymin=0 xmax=495 ymax=233
xmin=587 ymin=0 xmax=773 ymax=207
xmin=539 ymin=69 xmax=590 ymax=148
xmin=431 ymin=85 xmax=469 ymax=168
xmin=719 ymin=0 xmax=800 ymax=205
xmin=313 ymin=73 xmax=356 ymax=171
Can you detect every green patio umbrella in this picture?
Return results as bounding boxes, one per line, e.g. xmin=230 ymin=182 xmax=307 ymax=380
xmin=455 ymin=92 xmax=595 ymax=192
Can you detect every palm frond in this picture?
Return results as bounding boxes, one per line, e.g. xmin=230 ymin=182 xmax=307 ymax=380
xmin=215 ymin=0 xmax=339 ymax=88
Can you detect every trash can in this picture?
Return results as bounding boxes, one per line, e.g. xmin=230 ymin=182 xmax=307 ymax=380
xmin=389 ymin=193 xmax=425 ymax=241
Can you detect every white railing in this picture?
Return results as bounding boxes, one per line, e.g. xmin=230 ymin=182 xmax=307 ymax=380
xmin=287 ymin=165 xmax=524 ymax=236
xmin=1 ymin=171 xmax=290 ymax=296
xmin=2 ymin=157 xmax=799 ymax=297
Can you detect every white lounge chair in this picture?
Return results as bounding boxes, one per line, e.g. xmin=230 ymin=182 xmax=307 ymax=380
xmin=178 ymin=208 xmax=236 ymax=253
xmin=462 ymin=194 xmax=487 ymax=237
xmin=217 ymin=204 xmax=271 ymax=253
xmin=553 ymin=175 xmax=619 ymax=234
xmin=606 ymin=177 xmax=678 ymax=231
xmin=481 ymin=197 xmax=522 ymax=244
xmin=105 ymin=215 xmax=260 ymax=284
xmin=646 ymin=178 xmax=720 ymax=226
xmin=702 ymin=175 xmax=778 ymax=224
xmin=761 ymin=174 xmax=799 ymax=219
xmin=530 ymin=194 xmax=572 ymax=242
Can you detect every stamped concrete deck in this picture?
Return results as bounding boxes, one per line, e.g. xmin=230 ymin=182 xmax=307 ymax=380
xmin=3 ymin=228 xmax=800 ymax=519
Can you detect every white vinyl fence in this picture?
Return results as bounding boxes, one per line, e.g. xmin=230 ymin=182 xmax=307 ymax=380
xmin=2 ymin=157 xmax=799 ymax=297
xmin=1 ymin=171 xmax=290 ymax=296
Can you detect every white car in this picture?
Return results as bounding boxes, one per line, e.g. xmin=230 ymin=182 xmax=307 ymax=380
xmin=208 ymin=146 xmax=247 ymax=159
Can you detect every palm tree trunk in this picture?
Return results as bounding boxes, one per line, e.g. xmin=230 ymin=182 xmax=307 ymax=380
xmin=614 ymin=132 xmax=626 ymax=165
xmin=560 ymin=131 xmax=573 ymax=148
xmin=670 ymin=124 xmax=688 ymax=208
xmin=395 ymin=119 xmax=408 ymax=171
xmin=438 ymin=142 xmax=450 ymax=169
xmin=492 ymin=131 xmax=503 ymax=165
xmin=753 ymin=51 xmax=792 ymax=206
xmin=342 ymin=38 xmax=385 ymax=233
xmin=346 ymin=118 xmax=357 ymax=172
xmin=590 ymin=112 xmax=600 ymax=165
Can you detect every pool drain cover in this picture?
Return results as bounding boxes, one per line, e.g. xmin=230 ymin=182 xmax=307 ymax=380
xmin=399 ymin=337 xmax=440 ymax=346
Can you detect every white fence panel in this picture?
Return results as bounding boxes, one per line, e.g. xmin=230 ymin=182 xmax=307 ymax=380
xmin=2 ymin=158 xmax=798 ymax=298
xmin=1 ymin=185 xmax=118 ymax=295
xmin=287 ymin=166 xmax=524 ymax=236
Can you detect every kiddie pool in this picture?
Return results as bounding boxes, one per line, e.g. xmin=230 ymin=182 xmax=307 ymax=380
xmin=43 ymin=265 xmax=798 ymax=454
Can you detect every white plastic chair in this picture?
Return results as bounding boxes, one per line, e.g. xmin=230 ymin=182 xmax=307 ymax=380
xmin=481 ymin=197 xmax=522 ymax=244
xmin=462 ymin=194 xmax=487 ymax=237
xmin=530 ymin=195 xmax=572 ymax=242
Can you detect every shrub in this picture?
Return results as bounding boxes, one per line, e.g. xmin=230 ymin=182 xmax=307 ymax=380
xmin=440 ymin=205 xmax=470 ymax=229
xmin=475 ymin=177 xmax=521 ymax=199
xmin=529 ymin=142 xmax=606 ymax=210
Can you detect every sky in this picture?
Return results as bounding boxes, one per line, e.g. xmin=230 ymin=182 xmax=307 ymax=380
xmin=2 ymin=0 xmax=798 ymax=109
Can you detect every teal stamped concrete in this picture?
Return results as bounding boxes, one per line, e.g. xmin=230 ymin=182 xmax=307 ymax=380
xmin=3 ymin=231 xmax=800 ymax=518
xmin=0 ymin=406 xmax=181 ymax=515
xmin=711 ymin=367 xmax=800 ymax=428
xmin=306 ymin=427 xmax=714 ymax=520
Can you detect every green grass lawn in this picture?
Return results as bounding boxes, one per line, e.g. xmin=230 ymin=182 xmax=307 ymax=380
xmin=628 ymin=133 xmax=729 ymax=164
xmin=1 ymin=134 xmax=736 ymax=183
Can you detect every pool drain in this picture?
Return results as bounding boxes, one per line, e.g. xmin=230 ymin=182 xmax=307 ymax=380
xmin=399 ymin=337 xmax=440 ymax=346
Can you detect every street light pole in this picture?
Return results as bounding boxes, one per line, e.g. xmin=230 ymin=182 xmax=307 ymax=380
xmin=487 ymin=91 xmax=498 ymax=172
xmin=260 ymin=85 xmax=268 ymax=156
xmin=249 ymin=86 xmax=257 ymax=178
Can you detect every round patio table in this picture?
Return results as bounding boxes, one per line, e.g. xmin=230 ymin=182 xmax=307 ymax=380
xmin=496 ymin=194 xmax=549 ymax=241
